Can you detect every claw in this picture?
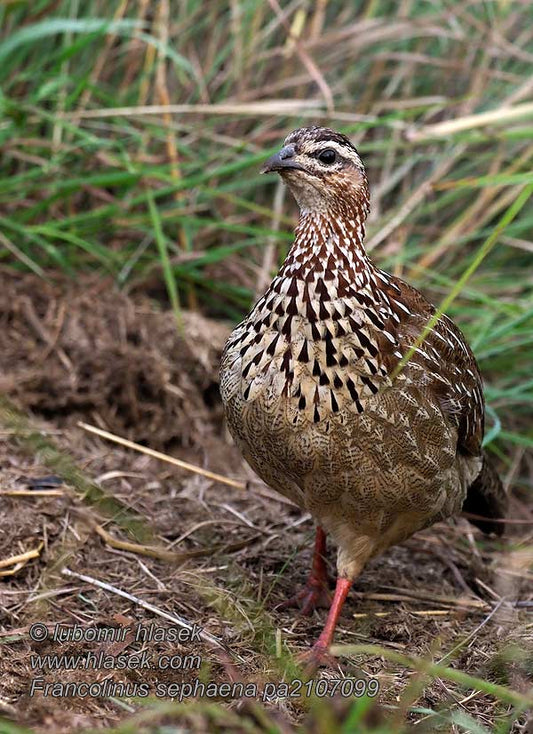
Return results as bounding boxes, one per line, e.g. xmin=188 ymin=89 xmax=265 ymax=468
xmin=297 ymin=642 xmax=339 ymax=674
xmin=277 ymin=576 xmax=331 ymax=615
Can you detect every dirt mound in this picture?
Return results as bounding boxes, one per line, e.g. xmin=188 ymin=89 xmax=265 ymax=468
xmin=0 ymin=269 xmax=230 ymax=449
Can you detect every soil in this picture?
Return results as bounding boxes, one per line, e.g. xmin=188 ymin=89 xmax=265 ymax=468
xmin=0 ymin=269 xmax=531 ymax=733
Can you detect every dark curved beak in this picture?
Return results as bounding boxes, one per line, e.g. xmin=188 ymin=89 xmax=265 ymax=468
xmin=260 ymin=144 xmax=302 ymax=174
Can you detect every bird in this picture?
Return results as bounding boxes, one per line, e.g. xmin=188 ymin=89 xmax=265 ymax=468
xmin=219 ymin=126 xmax=507 ymax=667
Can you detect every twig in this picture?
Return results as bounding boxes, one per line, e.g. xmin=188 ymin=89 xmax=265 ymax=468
xmin=78 ymin=421 xmax=245 ymax=490
xmin=359 ymin=590 xmax=488 ymax=610
xmin=56 ymin=100 xmax=324 ymax=120
xmin=0 ymin=544 xmax=43 ymax=574
xmin=463 ymin=511 xmax=532 ymax=526
xmin=436 ymin=599 xmax=506 ymax=665
xmin=407 ymin=101 xmax=533 ymax=140
xmin=0 ymin=489 xmax=65 ymax=497
xmin=353 ymin=609 xmax=456 ymax=619
xmin=91 ymin=521 xmax=261 ymax=563
xmin=61 ymin=567 xmax=223 ymax=648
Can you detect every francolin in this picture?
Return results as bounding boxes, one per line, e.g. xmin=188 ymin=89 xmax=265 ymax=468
xmin=219 ymin=127 xmax=507 ymax=666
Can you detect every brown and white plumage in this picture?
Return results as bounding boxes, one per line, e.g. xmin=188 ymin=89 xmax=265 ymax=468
xmin=220 ymin=126 xmax=507 ymax=663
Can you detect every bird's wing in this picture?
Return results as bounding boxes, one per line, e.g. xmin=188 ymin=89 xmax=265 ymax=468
xmin=382 ymin=275 xmax=484 ymax=457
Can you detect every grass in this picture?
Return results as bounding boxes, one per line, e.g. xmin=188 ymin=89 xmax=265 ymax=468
xmin=2 ymin=1 xmax=531 ymax=436
xmin=0 ymin=0 xmax=532 ymax=732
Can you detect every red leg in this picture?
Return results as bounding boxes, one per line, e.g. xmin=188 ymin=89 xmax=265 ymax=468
xmin=278 ymin=527 xmax=331 ymax=615
xmin=314 ymin=576 xmax=352 ymax=650
xmin=298 ymin=576 xmax=352 ymax=670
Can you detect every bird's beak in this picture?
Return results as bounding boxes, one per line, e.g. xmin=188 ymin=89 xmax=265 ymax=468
xmin=260 ymin=144 xmax=303 ymax=174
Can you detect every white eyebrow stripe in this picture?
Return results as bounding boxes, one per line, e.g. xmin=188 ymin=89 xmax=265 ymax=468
xmin=305 ymin=140 xmax=362 ymax=165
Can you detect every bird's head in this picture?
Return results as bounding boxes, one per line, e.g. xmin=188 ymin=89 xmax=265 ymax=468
xmin=261 ymin=126 xmax=369 ymax=215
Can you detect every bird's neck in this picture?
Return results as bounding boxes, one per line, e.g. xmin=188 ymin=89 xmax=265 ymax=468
xmin=279 ymin=199 xmax=372 ymax=284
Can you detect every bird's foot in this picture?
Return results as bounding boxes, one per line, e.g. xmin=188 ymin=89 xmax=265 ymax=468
xmin=295 ymin=576 xmax=354 ymax=674
xmin=277 ymin=575 xmax=331 ymax=616
xmin=297 ymin=642 xmax=339 ymax=674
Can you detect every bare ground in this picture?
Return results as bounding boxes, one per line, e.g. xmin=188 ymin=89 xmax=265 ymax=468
xmin=0 ymin=270 xmax=531 ymax=732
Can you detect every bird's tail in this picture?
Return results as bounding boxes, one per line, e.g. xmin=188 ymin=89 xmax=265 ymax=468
xmin=463 ymin=453 xmax=508 ymax=536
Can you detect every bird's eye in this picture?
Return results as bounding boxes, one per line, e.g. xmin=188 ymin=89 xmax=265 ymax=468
xmin=317 ymin=148 xmax=337 ymax=165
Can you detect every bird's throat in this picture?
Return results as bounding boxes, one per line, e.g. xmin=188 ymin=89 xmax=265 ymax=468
xmin=280 ymin=204 xmax=372 ymax=286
